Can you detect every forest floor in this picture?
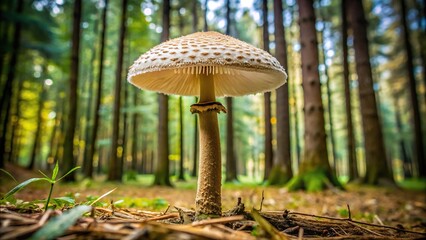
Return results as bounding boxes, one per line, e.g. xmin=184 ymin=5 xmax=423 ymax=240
xmin=1 ymin=163 xmax=425 ymax=239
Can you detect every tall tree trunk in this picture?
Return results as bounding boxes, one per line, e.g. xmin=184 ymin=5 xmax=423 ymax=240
xmin=178 ymin=96 xmax=185 ymax=181
xmin=225 ymin=98 xmax=237 ymax=181
xmin=121 ymin=77 xmax=129 ymax=172
xmin=62 ymin=0 xmax=82 ymax=181
xmin=203 ymin=0 xmax=208 ymax=31
xmin=288 ymin=4 xmax=301 ymax=166
xmin=9 ymin=69 xmax=24 ymax=164
xmin=108 ymin=0 xmax=128 ymax=181
xmin=416 ymin=0 xmax=426 ymax=106
xmin=399 ymin=0 xmax=425 ymax=177
xmin=347 ymin=0 xmax=394 ymax=185
xmin=341 ymin=0 xmax=358 ymax=181
xmin=28 ymin=74 xmax=48 ymax=170
xmin=288 ymin=0 xmax=340 ymax=191
xmin=86 ymin=0 xmax=108 ymax=179
xmin=0 ymin=1 xmax=12 ymax=101
xmin=54 ymin=99 xmax=67 ymax=166
xmin=0 ymin=0 xmax=23 ymax=168
xmin=175 ymin=5 xmax=185 ymax=181
xmin=192 ymin=0 xmax=198 ymax=32
xmin=191 ymin=0 xmax=199 ymax=177
xmin=394 ymin=97 xmax=412 ymax=178
xmin=47 ymin=96 xmax=63 ymax=170
xmin=225 ymin=0 xmax=237 ymax=182
xmin=317 ymin=0 xmax=337 ymax=174
xmin=269 ymin=0 xmax=292 ymax=185
xmin=131 ymin=89 xmax=139 ymax=171
xmin=82 ymin=17 xmax=99 ymax=177
xmin=262 ymin=0 xmax=273 ymax=182
xmin=292 ymin=78 xmax=301 ymax=167
xmin=192 ymin=99 xmax=198 ymax=177
xmin=153 ymin=0 xmax=172 ymax=186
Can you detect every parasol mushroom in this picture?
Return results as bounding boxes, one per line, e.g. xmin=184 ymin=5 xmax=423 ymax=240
xmin=128 ymin=31 xmax=286 ymax=218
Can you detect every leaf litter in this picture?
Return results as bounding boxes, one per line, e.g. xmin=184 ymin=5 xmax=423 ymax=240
xmin=1 ymin=164 xmax=425 ymax=239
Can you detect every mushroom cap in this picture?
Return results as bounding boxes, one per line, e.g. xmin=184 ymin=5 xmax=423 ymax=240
xmin=128 ymin=31 xmax=287 ymax=97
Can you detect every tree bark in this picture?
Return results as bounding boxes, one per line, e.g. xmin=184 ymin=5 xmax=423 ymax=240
xmin=269 ymin=0 xmax=292 ymax=185
xmin=347 ymin=0 xmax=394 ymax=185
xmin=399 ymin=0 xmax=425 ymax=177
xmin=46 ymin=95 xmax=63 ymax=170
xmin=192 ymin=97 xmax=198 ymax=177
xmin=341 ymin=0 xmax=358 ymax=181
xmin=178 ymin=96 xmax=185 ymax=181
xmin=153 ymin=0 xmax=172 ymax=186
xmin=288 ymin=0 xmax=340 ymax=191
xmin=9 ymin=68 xmax=25 ymax=164
xmin=108 ymin=0 xmax=128 ymax=181
xmin=62 ymin=0 xmax=82 ymax=181
xmin=192 ymin=0 xmax=198 ymax=32
xmin=191 ymin=0 xmax=199 ymax=177
xmin=224 ymin=0 xmax=237 ymax=182
xmin=262 ymin=0 xmax=273 ymax=182
xmin=203 ymin=0 xmax=208 ymax=31
xmin=131 ymin=89 xmax=139 ymax=171
xmin=28 ymin=75 xmax=48 ymax=169
xmin=82 ymin=15 xmax=99 ymax=177
xmin=86 ymin=0 xmax=108 ymax=179
xmin=317 ymin=0 xmax=337 ymax=174
xmin=0 ymin=0 xmax=23 ymax=168
xmin=394 ymin=97 xmax=412 ymax=178
xmin=0 ymin=1 xmax=13 ymax=105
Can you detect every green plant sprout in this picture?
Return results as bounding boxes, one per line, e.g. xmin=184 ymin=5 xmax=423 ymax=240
xmin=0 ymin=168 xmax=17 ymax=183
xmin=1 ymin=162 xmax=80 ymax=211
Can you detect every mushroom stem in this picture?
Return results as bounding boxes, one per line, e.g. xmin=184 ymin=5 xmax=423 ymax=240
xmin=194 ymin=73 xmax=223 ymax=218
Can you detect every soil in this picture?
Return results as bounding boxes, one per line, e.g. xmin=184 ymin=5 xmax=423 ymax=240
xmin=1 ymin=163 xmax=425 ymax=239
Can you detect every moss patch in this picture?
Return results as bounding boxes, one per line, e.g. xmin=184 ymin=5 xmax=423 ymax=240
xmin=286 ymin=168 xmax=342 ymax=192
xmin=267 ymin=166 xmax=292 ymax=185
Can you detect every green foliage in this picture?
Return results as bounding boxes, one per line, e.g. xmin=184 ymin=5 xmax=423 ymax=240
xmin=2 ymin=177 xmax=46 ymax=198
xmin=336 ymin=206 xmax=349 ymax=218
xmin=115 ymin=197 xmax=168 ymax=210
xmin=398 ymin=178 xmax=426 ymax=191
xmin=83 ymin=195 xmax=109 ymax=207
xmin=29 ymin=205 xmax=91 ymax=240
xmin=0 ymin=195 xmax=39 ymax=211
xmin=0 ymin=169 xmax=17 ymax=182
xmin=267 ymin=166 xmax=292 ymax=186
xmin=1 ymin=162 xmax=80 ymax=211
xmin=124 ymin=170 xmax=138 ymax=181
xmin=51 ymin=197 xmax=76 ymax=208
xmin=286 ymin=168 xmax=341 ymax=192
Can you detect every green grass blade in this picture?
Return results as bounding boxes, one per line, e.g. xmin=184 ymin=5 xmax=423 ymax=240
xmin=29 ymin=205 xmax=91 ymax=240
xmin=1 ymin=178 xmax=46 ymax=199
xmin=90 ymin=188 xmax=117 ymax=206
xmin=52 ymin=161 xmax=59 ymax=180
xmin=57 ymin=166 xmax=81 ymax=182
xmin=38 ymin=170 xmax=50 ymax=179
xmin=0 ymin=168 xmax=17 ymax=182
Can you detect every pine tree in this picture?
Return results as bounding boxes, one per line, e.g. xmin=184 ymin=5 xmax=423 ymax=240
xmin=347 ymin=0 xmax=394 ymax=185
xmin=269 ymin=0 xmax=292 ymax=185
xmin=63 ymin=0 xmax=82 ymax=181
xmin=108 ymin=0 xmax=128 ymax=181
xmin=153 ymin=0 xmax=172 ymax=186
xmin=287 ymin=0 xmax=340 ymax=191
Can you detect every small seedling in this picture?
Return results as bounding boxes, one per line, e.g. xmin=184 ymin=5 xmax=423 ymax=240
xmin=1 ymin=162 xmax=80 ymax=211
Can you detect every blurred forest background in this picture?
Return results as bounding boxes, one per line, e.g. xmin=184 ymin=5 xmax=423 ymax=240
xmin=0 ymin=0 xmax=425 ymax=189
